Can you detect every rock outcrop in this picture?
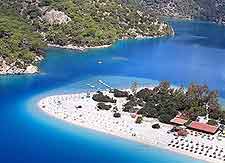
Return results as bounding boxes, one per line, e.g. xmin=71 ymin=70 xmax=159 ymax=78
xmin=0 ymin=56 xmax=40 ymax=75
xmin=42 ymin=9 xmax=71 ymax=25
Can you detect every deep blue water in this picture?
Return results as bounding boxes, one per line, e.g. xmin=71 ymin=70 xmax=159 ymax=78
xmin=1 ymin=20 xmax=225 ymax=163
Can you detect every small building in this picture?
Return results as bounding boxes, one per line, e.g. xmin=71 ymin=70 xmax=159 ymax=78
xmin=188 ymin=121 xmax=219 ymax=134
xmin=170 ymin=117 xmax=188 ymax=126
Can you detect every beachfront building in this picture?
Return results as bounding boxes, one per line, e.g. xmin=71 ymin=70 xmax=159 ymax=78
xmin=170 ymin=117 xmax=188 ymax=126
xmin=170 ymin=113 xmax=220 ymax=135
xmin=188 ymin=121 xmax=219 ymax=135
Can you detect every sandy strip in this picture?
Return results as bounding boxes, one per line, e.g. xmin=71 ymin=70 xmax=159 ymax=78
xmin=38 ymin=90 xmax=224 ymax=163
xmin=48 ymin=44 xmax=112 ymax=51
xmin=47 ymin=34 xmax=170 ymax=52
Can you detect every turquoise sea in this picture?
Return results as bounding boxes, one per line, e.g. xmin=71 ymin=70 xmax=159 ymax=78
xmin=1 ymin=20 xmax=225 ymax=163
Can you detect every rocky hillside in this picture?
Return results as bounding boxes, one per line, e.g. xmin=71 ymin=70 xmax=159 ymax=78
xmin=0 ymin=0 xmax=173 ymax=75
xmin=134 ymin=0 xmax=225 ymax=25
xmin=0 ymin=12 xmax=46 ymax=75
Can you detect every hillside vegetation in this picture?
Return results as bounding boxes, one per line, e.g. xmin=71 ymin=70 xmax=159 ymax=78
xmin=0 ymin=0 xmax=172 ymax=74
xmin=131 ymin=0 xmax=225 ymax=25
xmin=38 ymin=0 xmax=172 ymax=46
xmin=0 ymin=11 xmax=46 ymax=74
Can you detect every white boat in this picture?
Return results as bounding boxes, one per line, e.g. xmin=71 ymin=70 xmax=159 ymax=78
xmin=97 ymin=60 xmax=103 ymax=64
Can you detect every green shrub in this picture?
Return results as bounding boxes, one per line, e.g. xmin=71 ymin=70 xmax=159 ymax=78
xmin=135 ymin=116 xmax=143 ymax=124
xmin=152 ymin=123 xmax=160 ymax=129
xmin=158 ymin=114 xmax=173 ymax=124
xmin=207 ymin=119 xmax=218 ymax=126
xmin=113 ymin=112 xmax=121 ymax=118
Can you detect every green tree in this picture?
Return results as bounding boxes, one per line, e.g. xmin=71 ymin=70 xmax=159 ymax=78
xmin=158 ymin=114 xmax=173 ymax=124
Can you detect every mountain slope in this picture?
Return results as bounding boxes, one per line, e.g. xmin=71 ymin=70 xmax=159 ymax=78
xmin=0 ymin=11 xmax=46 ymax=74
xmin=135 ymin=0 xmax=225 ymax=25
xmin=39 ymin=0 xmax=172 ymax=46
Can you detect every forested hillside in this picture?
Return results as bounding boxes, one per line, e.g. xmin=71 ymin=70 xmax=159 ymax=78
xmin=0 ymin=0 xmax=172 ymax=75
xmin=130 ymin=0 xmax=225 ymax=25
xmin=0 ymin=11 xmax=46 ymax=74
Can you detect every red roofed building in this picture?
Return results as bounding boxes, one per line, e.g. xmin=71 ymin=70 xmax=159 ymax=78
xmin=188 ymin=121 xmax=219 ymax=134
xmin=170 ymin=117 xmax=188 ymax=126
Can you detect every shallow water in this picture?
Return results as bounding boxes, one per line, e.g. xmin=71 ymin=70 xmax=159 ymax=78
xmin=1 ymin=20 xmax=225 ymax=163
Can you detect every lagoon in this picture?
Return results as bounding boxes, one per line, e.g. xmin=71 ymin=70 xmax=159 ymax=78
xmin=1 ymin=20 xmax=225 ymax=163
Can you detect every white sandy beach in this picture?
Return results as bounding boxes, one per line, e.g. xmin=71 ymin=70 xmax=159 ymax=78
xmin=38 ymin=89 xmax=225 ymax=163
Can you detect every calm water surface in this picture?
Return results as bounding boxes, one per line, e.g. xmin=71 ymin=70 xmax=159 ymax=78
xmin=1 ymin=20 xmax=225 ymax=163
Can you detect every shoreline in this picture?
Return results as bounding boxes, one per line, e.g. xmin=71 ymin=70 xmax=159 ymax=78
xmin=0 ymin=56 xmax=44 ymax=76
xmin=38 ymin=102 xmax=207 ymax=163
xmin=37 ymin=89 xmax=223 ymax=163
xmin=0 ymin=64 xmax=39 ymax=76
xmin=47 ymin=44 xmax=112 ymax=52
xmin=0 ymin=32 xmax=173 ymax=76
xmin=39 ymin=105 xmax=208 ymax=163
xmin=47 ymin=33 xmax=172 ymax=52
